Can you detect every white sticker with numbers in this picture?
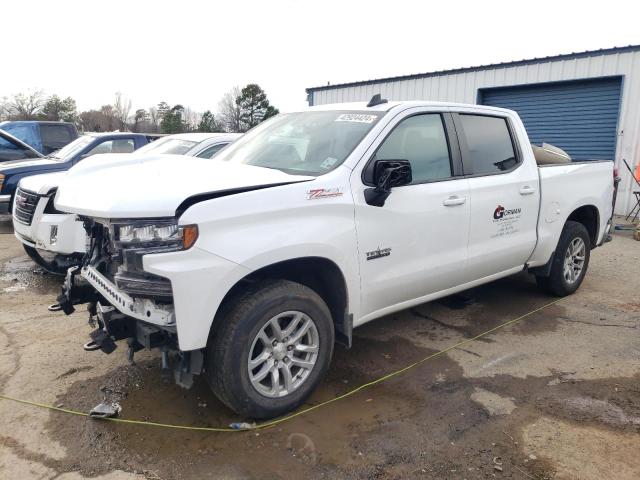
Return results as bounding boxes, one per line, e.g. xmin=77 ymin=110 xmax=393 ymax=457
xmin=335 ymin=113 xmax=378 ymax=124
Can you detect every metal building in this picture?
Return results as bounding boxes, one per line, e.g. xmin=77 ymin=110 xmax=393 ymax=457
xmin=306 ymin=45 xmax=640 ymax=215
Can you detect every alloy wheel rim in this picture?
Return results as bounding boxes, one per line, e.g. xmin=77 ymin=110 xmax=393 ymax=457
xmin=563 ymin=237 xmax=586 ymax=284
xmin=248 ymin=311 xmax=320 ymax=398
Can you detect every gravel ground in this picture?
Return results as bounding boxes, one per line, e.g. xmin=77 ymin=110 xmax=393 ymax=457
xmin=0 ymin=215 xmax=638 ymax=479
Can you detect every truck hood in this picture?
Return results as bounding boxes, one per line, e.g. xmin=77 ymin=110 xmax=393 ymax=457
xmin=55 ymin=153 xmax=314 ymax=218
xmin=0 ymin=158 xmax=60 ymax=172
xmin=19 ymin=171 xmax=66 ymax=195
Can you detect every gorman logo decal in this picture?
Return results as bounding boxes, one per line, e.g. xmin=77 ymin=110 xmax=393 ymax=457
xmin=493 ymin=205 xmax=521 ymax=220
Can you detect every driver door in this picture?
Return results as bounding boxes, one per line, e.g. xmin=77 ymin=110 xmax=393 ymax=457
xmin=351 ymin=110 xmax=470 ymax=320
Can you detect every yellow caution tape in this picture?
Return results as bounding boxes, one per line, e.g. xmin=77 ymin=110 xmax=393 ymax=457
xmin=0 ymin=298 xmax=563 ymax=432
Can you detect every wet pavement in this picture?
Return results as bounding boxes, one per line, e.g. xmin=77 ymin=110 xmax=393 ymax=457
xmin=0 ymin=215 xmax=639 ymax=479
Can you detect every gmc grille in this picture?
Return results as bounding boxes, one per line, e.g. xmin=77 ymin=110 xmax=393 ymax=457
xmin=13 ymin=188 xmax=40 ymax=226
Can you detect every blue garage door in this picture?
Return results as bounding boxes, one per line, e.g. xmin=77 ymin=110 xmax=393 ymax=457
xmin=480 ymin=77 xmax=621 ymax=161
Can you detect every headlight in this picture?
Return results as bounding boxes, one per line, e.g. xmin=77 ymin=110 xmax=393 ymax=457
xmin=115 ymin=220 xmax=198 ymax=250
xmin=0 ymin=174 xmax=4 ymax=192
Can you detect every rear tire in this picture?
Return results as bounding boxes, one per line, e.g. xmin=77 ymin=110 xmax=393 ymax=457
xmin=535 ymin=221 xmax=591 ymax=296
xmin=23 ymin=245 xmax=81 ymax=276
xmin=204 ymin=279 xmax=335 ymax=419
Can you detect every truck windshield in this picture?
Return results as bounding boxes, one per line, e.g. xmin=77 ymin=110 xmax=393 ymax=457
xmin=135 ymin=137 xmax=197 ymax=155
xmin=49 ymin=135 xmax=94 ymax=161
xmin=214 ymin=111 xmax=384 ymax=176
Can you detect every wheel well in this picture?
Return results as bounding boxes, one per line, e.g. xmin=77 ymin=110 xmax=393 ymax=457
xmin=567 ymin=205 xmax=599 ymax=247
xmin=217 ymin=257 xmax=351 ymax=346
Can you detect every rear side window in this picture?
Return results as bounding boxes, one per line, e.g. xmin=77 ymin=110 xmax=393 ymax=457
xmin=458 ymin=115 xmax=517 ymax=174
xmin=86 ymin=139 xmax=135 ymax=156
xmin=40 ymin=124 xmax=74 ymax=150
xmin=196 ymin=143 xmax=228 ymax=158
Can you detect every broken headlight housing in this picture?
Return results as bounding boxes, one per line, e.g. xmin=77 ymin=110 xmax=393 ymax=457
xmin=115 ymin=220 xmax=198 ymax=251
xmin=108 ymin=220 xmax=198 ymax=299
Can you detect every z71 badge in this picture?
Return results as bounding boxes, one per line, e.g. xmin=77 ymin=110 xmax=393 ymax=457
xmin=366 ymin=247 xmax=392 ymax=261
xmin=307 ymin=188 xmax=343 ymax=200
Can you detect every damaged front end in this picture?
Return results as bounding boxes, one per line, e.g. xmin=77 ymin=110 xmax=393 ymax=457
xmin=56 ymin=217 xmax=202 ymax=388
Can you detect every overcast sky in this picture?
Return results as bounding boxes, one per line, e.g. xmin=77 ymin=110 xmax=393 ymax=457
xmin=4 ymin=0 xmax=639 ymax=115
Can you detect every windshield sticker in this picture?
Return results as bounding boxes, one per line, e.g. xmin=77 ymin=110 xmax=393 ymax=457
xmin=320 ymin=157 xmax=338 ymax=169
xmin=307 ymin=187 xmax=343 ymax=200
xmin=335 ymin=113 xmax=378 ymax=124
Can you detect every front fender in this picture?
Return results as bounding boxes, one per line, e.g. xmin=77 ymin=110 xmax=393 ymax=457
xmin=143 ymin=247 xmax=251 ymax=351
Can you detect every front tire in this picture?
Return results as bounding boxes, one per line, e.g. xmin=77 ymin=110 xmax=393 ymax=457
xmin=205 ymin=279 xmax=335 ymax=419
xmin=536 ymin=221 xmax=591 ymax=296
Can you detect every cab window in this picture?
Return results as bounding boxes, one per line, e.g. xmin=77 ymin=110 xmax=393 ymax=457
xmin=40 ymin=124 xmax=74 ymax=152
xmin=373 ymin=114 xmax=452 ymax=183
xmin=458 ymin=115 xmax=517 ymax=174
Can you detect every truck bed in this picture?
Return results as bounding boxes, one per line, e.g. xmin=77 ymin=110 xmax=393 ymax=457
xmin=528 ymin=160 xmax=614 ymax=267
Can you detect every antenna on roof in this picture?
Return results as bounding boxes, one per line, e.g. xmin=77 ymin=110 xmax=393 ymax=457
xmin=367 ymin=94 xmax=388 ymax=107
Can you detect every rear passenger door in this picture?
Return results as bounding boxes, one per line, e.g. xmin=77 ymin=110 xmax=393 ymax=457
xmin=453 ymin=112 xmax=540 ymax=280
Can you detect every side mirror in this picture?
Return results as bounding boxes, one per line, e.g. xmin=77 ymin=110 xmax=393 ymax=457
xmin=364 ymin=159 xmax=412 ymax=207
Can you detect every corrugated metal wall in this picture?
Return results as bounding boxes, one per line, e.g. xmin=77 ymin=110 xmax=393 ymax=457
xmin=308 ymin=50 xmax=640 ymax=214
xmin=480 ymin=77 xmax=622 ymax=161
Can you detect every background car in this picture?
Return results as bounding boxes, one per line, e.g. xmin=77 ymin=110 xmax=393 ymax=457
xmin=0 ymin=120 xmax=79 ymax=155
xmin=0 ymin=129 xmax=43 ymax=163
xmin=12 ymin=132 xmax=241 ymax=274
xmin=133 ymin=132 xmax=242 ymax=158
xmin=0 ymin=131 xmax=159 ymax=215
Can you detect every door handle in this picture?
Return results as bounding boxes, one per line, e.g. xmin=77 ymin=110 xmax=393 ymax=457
xmin=520 ymin=185 xmax=536 ymax=195
xmin=443 ymin=195 xmax=466 ymax=206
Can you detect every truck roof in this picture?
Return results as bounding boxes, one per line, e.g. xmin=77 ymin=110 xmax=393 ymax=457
xmin=83 ymin=131 xmax=154 ymax=138
xmin=164 ymin=133 xmax=242 ymax=142
xmin=305 ymin=100 xmax=515 ymax=116
xmin=0 ymin=120 xmax=76 ymax=126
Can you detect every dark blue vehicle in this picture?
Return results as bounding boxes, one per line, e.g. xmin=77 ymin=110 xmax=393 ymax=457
xmin=0 ymin=121 xmax=79 ymax=155
xmin=0 ymin=132 xmax=158 ymax=214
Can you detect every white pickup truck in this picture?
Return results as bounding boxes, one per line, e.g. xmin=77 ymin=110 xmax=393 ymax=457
xmin=54 ymin=98 xmax=616 ymax=419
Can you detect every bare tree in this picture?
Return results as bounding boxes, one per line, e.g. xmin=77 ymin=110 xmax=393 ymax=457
xmin=79 ymin=105 xmax=119 ymax=132
xmin=113 ymin=92 xmax=132 ymax=130
xmin=132 ymin=109 xmax=150 ymax=132
xmin=148 ymin=106 xmax=159 ymax=132
xmin=182 ymin=107 xmax=201 ymax=132
xmin=0 ymin=96 xmax=9 ymax=121
xmin=218 ymin=86 xmax=242 ymax=132
xmin=5 ymin=89 xmax=46 ymax=119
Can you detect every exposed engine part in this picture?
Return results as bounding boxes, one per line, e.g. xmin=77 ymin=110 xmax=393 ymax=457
xmin=56 ymin=266 xmax=97 ymax=315
xmin=83 ymin=340 xmax=101 ymax=352
xmin=174 ymin=350 xmax=204 ymax=389
xmin=47 ymin=303 xmax=62 ymax=312
xmin=161 ymin=348 xmax=171 ymax=384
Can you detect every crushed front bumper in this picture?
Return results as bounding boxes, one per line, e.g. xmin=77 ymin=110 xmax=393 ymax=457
xmin=82 ymin=265 xmax=175 ymax=326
